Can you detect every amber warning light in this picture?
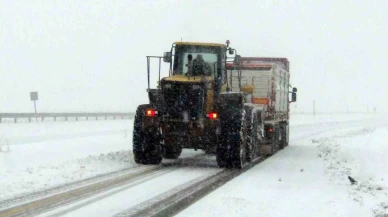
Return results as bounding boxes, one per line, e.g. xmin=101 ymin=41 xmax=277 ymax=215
xmin=206 ymin=112 xmax=218 ymax=119
xmin=146 ymin=109 xmax=158 ymax=117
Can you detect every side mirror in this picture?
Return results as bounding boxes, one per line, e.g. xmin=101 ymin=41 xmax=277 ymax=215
xmin=292 ymin=87 xmax=297 ymax=93
xmin=163 ymin=52 xmax=172 ymax=63
xmin=291 ymin=92 xmax=297 ymax=102
xmin=228 ymin=49 xmax=234 ymax=55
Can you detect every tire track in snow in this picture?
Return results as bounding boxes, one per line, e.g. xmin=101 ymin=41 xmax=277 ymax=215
xmin=0 ymin=153 xmax=209 ymax=217
xmin=113 ymin=155 xmax=267 ymax=217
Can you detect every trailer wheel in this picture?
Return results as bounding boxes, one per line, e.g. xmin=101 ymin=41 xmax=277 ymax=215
xmin=279 ymin=124 xmax=286 ymax=150
xmin=163 ymin=145 xmax=182 ymax=159
xmin=268 ymin=126 xmax=280 ymax=156
xmin=278 ymin=123 xmax=289 ymax=149
xmin=133 ymin=104 xmax=162 ymax=165
xmin=275 ymin=127 xmax=280 ymax=153
xmin=285 ymin=124 xmax=289 ymax=147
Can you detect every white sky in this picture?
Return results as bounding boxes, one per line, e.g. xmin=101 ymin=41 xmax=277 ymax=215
xmin=0 ymin=0 xmax=387 ymax=113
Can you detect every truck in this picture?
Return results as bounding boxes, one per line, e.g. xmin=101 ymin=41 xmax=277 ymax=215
xmin=226 ymin=57 xmax=297 ymax=155
xmin=132 ymin=40 xmax=297 ymax=169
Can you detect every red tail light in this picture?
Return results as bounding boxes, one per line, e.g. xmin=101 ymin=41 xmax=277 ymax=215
xmin=146 ymin=109 xmax=158 ymax=117
xmin=207 ymin=112 xmax=218 ymax=119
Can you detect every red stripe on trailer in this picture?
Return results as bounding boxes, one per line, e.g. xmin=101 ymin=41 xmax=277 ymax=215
xmin=226 ymin=63 xmax=273 ymax=70
xmin=239 ymin=57 xmax=289 ymax=72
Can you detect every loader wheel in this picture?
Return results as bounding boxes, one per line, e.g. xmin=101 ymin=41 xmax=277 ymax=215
xmin=163 ymin=145 xmax=182 ymax=159
xmin=217 ymin=109 xmax=247 ymax=169
xmin=133 ymin=104 xmax=162 ymax=165
xmin=245 ymin=106 xmax=256 ymax=163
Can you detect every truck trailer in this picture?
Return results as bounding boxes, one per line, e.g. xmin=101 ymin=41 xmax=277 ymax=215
xmin=226 ymin=57 xmax=297 ymax=155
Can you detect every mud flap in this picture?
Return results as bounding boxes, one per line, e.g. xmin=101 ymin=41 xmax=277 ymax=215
xmin=261 ymin=126 xmax=279 ymax=156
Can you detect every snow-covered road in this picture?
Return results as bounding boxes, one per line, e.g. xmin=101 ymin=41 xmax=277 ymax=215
xmin=37 ymin=165 xmax=221 ymax=217
xmin=177 ymin=115 xmax=388 ymax=217
xmin=1 ymin=113 xmax=387 ymax=217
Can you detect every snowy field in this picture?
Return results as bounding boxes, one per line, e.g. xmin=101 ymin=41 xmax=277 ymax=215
xmin=0 ymin=120 xmax=135 ymax=200
xmin=290 ymin=112 xmax=380 ymax=127
xmin=1 ymin=113 xmax=388 ymax=216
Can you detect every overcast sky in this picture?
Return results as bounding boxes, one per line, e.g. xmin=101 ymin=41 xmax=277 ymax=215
xmin=0 ymin=0 xmax=387 ymax=113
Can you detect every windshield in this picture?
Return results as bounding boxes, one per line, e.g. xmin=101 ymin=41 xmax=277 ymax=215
xmin=173 ymin=45 xmax=220 ymax=76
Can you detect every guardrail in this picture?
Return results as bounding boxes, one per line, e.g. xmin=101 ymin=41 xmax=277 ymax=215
xmin=0 ymin=113 xmax=135 ymax=123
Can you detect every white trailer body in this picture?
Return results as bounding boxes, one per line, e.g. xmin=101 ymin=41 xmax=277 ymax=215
xmin=227 ymin=58 xmax=290 ymax=120
xmin=226 ymin=57 xmax=295 ymax=155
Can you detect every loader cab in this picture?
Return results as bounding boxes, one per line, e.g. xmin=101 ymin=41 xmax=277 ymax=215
xmin=163 ymin=42 xmax=227 ymax=94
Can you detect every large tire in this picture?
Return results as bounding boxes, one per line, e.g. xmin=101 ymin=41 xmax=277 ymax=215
xmin=245 ymin=106 xmax=256 ymax=163
xmin=163 ymin=145 xmax=182 ymax=159
xmin=273 ymin=126 xmax=280 ymax=154
xmin=216 ymin=93 xmax=247 ymax=169
xmin=279 ymin=124 xmax=285 ymax=150
xmin=279 ymin=123 xmax=288 ymax=149
xmin=285 ymin=124 xmax=289 ymax=147
xmin=230 ymin=109 xmax=247 ymax=168
xmin=267 ymin=125 xmax=280 ymax=156
xmin=133 ymin=104 xmax=162 ymax=165
xmin=217 ymin=109 xmax=247 ymax=169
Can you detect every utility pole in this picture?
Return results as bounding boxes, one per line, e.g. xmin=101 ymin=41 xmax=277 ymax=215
xmin=313 ymin=100 xmax=315 ymax=117
xmin=34 ymin=100 xmax=37 ymax=113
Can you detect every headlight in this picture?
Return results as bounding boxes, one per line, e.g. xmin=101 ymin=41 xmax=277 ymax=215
xmin=192 ymin=84 xmax=200 ymax=90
